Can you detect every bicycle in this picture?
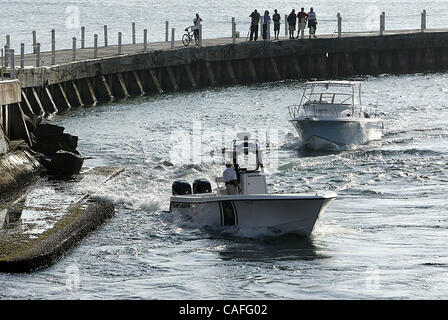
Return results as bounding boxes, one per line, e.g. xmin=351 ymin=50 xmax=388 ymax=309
xmin=182 ymin=26 xmax=197 ymax=46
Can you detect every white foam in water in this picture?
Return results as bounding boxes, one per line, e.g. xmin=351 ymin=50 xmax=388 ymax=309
xmin=312 ymin=221 xmax=362 ymax=238
xmin=72 ymin=169 xmax=163 ymax=212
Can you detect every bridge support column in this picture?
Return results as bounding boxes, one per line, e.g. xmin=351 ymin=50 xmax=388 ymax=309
xmin=21 ymin=90 xmax=35 ymax=116
xmin=184 ymin=64 xmax=197 ymax=88
xmin=205 ymin=62 xmax=216 ymax=86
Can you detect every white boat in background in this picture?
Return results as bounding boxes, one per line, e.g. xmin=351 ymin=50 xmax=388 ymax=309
xmin=289 ymin=81 xmax=383 ymax=151
xmin=169 ymin=133 xmax=337 ymax=236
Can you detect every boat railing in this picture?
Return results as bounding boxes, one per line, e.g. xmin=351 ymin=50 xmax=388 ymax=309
xmin=289 ymin=103 xmax=367 ymax=119
xmin=288 ymin=104 xmax=301 ymax=118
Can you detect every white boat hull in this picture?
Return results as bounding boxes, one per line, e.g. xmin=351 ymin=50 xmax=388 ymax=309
xmin=290 ymin=118 xmax=383 ymax=151
xmin=169 ymin=193 xmax=337 ymax=236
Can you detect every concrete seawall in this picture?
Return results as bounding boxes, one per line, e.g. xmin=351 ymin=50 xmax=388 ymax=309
xmin=12 ymin=31 xmax=448 ymax=117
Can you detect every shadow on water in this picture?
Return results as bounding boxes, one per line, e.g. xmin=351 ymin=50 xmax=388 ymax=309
xmin=294 ymin=145 xmax=344 ymax=158
xmin=208 ymin=230 xmax=329 ymax=263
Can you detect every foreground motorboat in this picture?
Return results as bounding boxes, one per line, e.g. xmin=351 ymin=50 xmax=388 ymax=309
xmin=289 ymin=81 xmax=383 ymax=151
xmin=169 ymin=133 xmax=337 ymax=236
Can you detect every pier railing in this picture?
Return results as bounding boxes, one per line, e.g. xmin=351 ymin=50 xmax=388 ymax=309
xmin=0 ymin=9 xmax=437 ymax=75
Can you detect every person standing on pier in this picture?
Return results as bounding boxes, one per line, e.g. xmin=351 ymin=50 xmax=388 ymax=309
xmin=193 ymin=13 xmax=203 ymax=45
xmin=272 ymin=9 xmax=281 ymax=40
xmin=262 ymin=10 xmax=271 ymax=40
xmin=249 ymin=9 xmax=261 ymax=41
xmin=297 ymin=7 xmax=308 ymax=39
xmin=287 ymin=9 xmax=297 ymax=39
xmin=307 ymin=7 xmax=318 ymax=38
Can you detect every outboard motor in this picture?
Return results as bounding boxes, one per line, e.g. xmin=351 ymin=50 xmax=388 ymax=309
xmin=192 ymin=179 xmax=212 ymax=194
xmin=172 ymin=180 xmax=192 ymax=195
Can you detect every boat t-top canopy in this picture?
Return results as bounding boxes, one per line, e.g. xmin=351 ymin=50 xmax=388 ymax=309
xmin=304 ymin=80 xmax=362 ymax=87
xmin=300 ymin=80 xmax=362 ymax=105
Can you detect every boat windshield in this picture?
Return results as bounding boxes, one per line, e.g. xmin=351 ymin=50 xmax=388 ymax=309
xmin=300 ymin=82 xmax=362 ymax=106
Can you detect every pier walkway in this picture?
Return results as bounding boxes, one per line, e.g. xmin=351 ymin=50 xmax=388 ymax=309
xmin=7 ymin=28 xmax=448 ymax=68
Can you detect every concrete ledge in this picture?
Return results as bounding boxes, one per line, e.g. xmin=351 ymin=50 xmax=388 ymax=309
xmin=0 ymin=199 xmax=114 ymax=273
xmin=0 ymin=80 xmax=21 ymax=105
xmin=0 ymin=149 xmax=43 ymax=203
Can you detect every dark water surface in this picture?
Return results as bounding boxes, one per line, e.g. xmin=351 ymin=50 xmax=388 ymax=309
xmin=1 ymin=73 xmax=447 ymax=299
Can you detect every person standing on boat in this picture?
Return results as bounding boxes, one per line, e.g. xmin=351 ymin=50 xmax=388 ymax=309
xmin=193 ymin=13 xmax=203 ymax=45
xmin=223 ymin=163 xmax=241 ymax=195
xmin=249 ymin=9 xmax=261 ymax=41
xmin=272 ymin=9 xmax=281 ymax=40
xmin=307 ymin=7 xmax=318 ymax=38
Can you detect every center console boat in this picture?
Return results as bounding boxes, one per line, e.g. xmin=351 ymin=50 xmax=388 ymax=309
xmin=169 ymin=133 xmax=337 ymax=236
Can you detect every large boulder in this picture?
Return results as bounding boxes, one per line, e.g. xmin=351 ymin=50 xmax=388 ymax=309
xmin=48 ymin=150 xmax=84 ymax=175
xmin=31 ymin=123 xmax=78 ymax=156
xmin=32 ymin=133 xmax=78 ymax=156
xmin=34 ymin=123 xmax=64 ymax=139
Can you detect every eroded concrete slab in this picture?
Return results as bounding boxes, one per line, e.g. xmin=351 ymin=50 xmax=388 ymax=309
xmin=0 ymin=165 xmax=124 ymax=273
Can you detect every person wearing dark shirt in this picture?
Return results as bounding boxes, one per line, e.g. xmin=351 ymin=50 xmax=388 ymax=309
xmin=297 ymin=8 xmax=308 ymax=39
xmin=272 ymin=9 xmax=281 ymax=40
xmin=249 ymin=9 xmax=261 ymax=41
xmin=287 ymin=9 xmax=296 ymax=39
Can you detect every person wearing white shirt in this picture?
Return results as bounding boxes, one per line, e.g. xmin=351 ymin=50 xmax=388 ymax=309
xmin=307 ymin=7 xmax=318 ymax=38
xmin=223 ymin=163 xmax=241 ymax=195
xmin=193 ymin=13 xmax=202 ymax=45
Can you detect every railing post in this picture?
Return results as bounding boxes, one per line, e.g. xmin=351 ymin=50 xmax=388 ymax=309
xmin=337 ymin=13 xmax=342 ymax=38
xmin=32 ymin=30 xmax=36 ymax=54
xmin=382 ymin=12 xmax=386 ymax=31
xmin=421 ymin=10 xmax=427 ymax=32
xmin=132 ymin=22 xmax=136 ymax=44
xmin=1 ymin=49 xmax=3 ymax=80
xmin=118 ymin=32 xmax=122 ymax=54
xmin=4 ymin=47 xmax=8 ymax=68
xmin=260 ymin=16 xmax=263 ymax=38
xmin=165 ymin=21 xmax=169 ymax=42
xmin=171 ymin=27 xmax=175 ymax=49
xmin=9 ymin=49 xmax=15 ymax=79
xmin=199 ymin=24 xmax=202 ymax=46
xmin=81 ymin=26 xmax=85 ymax=48
xmin=36 ymin=43 xmax=40 ymax=67
xmin=232 ymin=17 xmax=236 ymax=44
xmin=72 ymin=37 xmax=76 ymax=61
xmin=380 ymin=14 xmax=384 ymax=36
xmin=285 ymin=14 xmax=288 ymax=36
xmin=51 ymin=29 xmax=56 ymax=65
xmin=267 ymin=20 xmax=270 ymax=40
xmin=143 ymin=29 xmax=148 ymax=51
xmin=94 ymin=34 xmax=98 ymax=58
xmin=5 ymin=35 xmax=10 ymax=68
xmin=20 ymin=43 xmax=25 ymax=68
xmin=104 ymin=25 xmax=108 ymax=46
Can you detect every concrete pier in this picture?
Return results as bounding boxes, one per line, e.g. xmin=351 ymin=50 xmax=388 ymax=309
xmin=1 ymin=29 xmax=448 ymax=118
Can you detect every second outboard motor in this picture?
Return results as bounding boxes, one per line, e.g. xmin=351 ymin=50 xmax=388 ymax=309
xmin=172 ymin=180 xmax=192 ymax=195
xmin=193 ymin=179 xmax=212 ymax=194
